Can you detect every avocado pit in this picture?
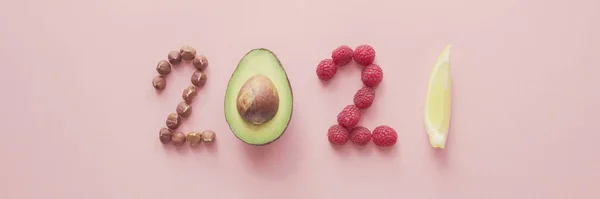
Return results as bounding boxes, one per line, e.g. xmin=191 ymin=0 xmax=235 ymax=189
xmin=236 ymin=74 xmax=279 ymax=125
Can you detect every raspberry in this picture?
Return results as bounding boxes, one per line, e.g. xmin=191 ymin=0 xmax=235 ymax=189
xmin=353 ymin=45 xmax=376 ymax=66
xmin=361 ymin=64 xmax=383 ymax=87
xmin=349 ymin=126 xmax=371 ymax=146
xmin=337 ymin=105 xmax=361 ymax=128
xmin=316 ymin=59 xmax=337 ymax=81
xmin=328 ymin=124 xmax=349 ymax=145
xmin=372 ymin=125 xmax=397 ymax=147
xmin=353 ymin=87 xmax=376 ymax=109
xmin=331 ymin=45 xmax=353 ymax=66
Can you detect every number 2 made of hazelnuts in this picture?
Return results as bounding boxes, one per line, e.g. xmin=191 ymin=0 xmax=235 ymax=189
xmin=152 ymin=46 xmax=216 ymax=148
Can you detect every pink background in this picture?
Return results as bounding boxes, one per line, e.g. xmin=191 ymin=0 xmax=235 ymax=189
xmin=1 ymin=0 xmax=599 ymax=198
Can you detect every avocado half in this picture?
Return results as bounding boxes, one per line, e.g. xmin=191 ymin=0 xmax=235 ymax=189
xmin=224 ymin=48 xmax=293 ymax=146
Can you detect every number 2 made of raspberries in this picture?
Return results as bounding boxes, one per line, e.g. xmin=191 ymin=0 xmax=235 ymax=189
xmin=316 ymin=45 xmax=398 ymax=147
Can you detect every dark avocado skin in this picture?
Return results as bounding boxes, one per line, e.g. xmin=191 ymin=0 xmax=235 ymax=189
xmin=224 ymin=48 xmax=294 ymax=146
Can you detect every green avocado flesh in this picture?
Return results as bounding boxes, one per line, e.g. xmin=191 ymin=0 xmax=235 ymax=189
xmin=224 ymin=48 xmax=293 ymax=145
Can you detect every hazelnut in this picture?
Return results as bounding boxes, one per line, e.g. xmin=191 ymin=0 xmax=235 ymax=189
xmin=192 ymin=55 xmax=208 ymax=71
xmin=166 ymin=113 xmax=182 ymax=129
xmin=180 ymin=46 xmax=197 ymax=61
xmin=182 ymin=86 xmax=197 ymax=103
xmin=191 ymin=71 xmax=207 ymax=88
xmin=152 ymin=76 xmax=166 ymax=90
xmin=186 ymin=131 xmax=202 ymax=146
xmin=171 ymin=132 xmax=186 ymax=147
xmin=168 ymin=51 xmax=182 ymax=65
xmin=201 ymin=130 xmax=216 ymax=142
xmin=176 ymin=102 xmax=192 ymax=118
xmin=156 ymin=60 xmax=171 ymax=75
xmin=159 ymin=127 xmax=173 ymax=144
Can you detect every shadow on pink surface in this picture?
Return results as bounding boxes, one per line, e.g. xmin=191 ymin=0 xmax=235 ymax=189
xmin=236 ymin=113 xmax=304 ymax=179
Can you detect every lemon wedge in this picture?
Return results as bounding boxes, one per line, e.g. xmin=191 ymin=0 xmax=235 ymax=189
xmin=424 ymin=45 xmax=452 ymax=149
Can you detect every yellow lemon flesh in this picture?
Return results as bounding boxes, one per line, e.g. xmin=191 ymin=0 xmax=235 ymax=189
xmin=424 ymin=45 xmax=452 ymax=149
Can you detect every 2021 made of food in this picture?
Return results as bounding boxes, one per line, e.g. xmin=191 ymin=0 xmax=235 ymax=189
xmin=152 ymin=45 xmax=453 ymax=150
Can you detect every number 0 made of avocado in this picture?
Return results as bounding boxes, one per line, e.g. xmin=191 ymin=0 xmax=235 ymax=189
xmin=224 ymin=48 xmax=294 ymax=146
